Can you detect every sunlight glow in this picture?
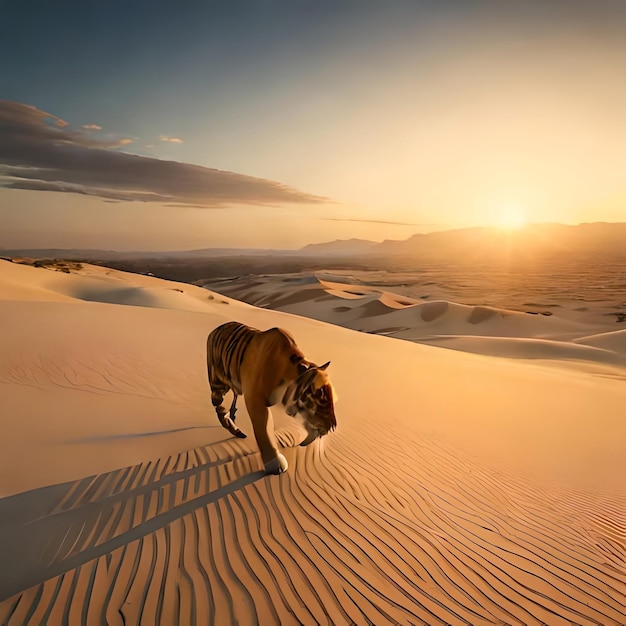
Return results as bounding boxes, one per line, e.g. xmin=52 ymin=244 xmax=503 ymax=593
xmin=496 ymin=206 xmax=527 ymax=230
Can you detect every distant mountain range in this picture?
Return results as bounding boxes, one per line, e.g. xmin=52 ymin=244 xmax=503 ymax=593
xmin=0 ymin=247 xmax=295 ymax=261
xmin=298 ymin=238 xmax=379 ymax=256
xmin=300 ymin=223 xmax=626 ymax=258
xmin=3 ymin=222 xmax=625 ymax=261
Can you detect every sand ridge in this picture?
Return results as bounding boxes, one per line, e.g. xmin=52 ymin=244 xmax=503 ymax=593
xmin=1 ymin=260 xmax=625 ymax=624
xmin=201 ymin=272 xmax=626 ymax=369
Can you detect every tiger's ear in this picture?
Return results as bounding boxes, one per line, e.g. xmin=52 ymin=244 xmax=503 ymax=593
xmin=319 ymin=361 xmax=330 ymax=371
xmin=291 ymin=354 xmax=308 ymax=375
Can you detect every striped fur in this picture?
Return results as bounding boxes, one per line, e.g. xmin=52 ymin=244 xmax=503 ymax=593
xmin=207 ymin=321 xmax=337 ymax=474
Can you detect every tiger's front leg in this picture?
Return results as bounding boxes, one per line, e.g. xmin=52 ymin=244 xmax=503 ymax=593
xmin=245 ymin=396 xmax=288 ymax=474
xmin=210 ymin=385 xmax=247 ymax=439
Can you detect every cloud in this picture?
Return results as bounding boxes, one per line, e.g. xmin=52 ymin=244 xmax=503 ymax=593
xmin=0 ymin=100 xmax=328 ymax=208
xmin=82 ymin=124 xmax=102 ymax=130
xmin=321 ymin=217 xmax=424 ymax=226
xmin=159 ymin=135 xmax=184 ymax=143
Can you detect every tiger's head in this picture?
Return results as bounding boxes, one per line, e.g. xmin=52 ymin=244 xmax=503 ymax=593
xmin=282 ymin=361 xmax=337 ymax=446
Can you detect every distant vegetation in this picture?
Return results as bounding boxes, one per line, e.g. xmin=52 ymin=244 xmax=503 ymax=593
xmin=21 ymin=259 xmax=83 ymax=274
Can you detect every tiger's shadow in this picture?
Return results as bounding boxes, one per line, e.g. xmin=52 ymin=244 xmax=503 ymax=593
xmin=0 ymin=433 xmax=279 ymax=603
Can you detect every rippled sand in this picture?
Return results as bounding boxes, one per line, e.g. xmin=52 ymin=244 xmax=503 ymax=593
xmin=1 ymin=260 xmax=624 ymax=625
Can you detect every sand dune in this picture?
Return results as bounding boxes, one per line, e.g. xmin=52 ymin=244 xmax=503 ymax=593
xmin=1 ymin=260 xmax=625 ymax=624
xmin=202 ymin=272 xmax=626 ymax=369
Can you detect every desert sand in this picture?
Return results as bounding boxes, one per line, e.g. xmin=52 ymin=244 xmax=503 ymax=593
xmin=0 ymin=259 xmax=624 ymax=625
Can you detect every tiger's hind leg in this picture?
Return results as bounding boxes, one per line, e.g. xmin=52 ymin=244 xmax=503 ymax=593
xmin=210 ymin=384 xmax=247 ymax=439
xmin=229 ymin=393 xmax=239 ymax=422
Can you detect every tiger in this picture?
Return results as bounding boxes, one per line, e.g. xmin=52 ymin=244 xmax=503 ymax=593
xmin=206 ymin=321 xmax=337 ymax=474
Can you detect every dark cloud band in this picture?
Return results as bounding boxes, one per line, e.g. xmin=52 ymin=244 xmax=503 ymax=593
xmin=0 ymin=100 xmax=328 ymax=208
xmin=321 ymin=217 xmax=429 ymax=227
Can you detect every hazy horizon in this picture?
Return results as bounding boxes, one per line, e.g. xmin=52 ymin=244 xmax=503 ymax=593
xmin=3 ymin=1 xmax=626 ymax=250
xmin=2 ymin=220 xmax=625 ymax=254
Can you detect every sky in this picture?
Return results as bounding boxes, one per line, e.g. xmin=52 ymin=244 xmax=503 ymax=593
xmin=1 ymin=0 xmax=626 ymax=250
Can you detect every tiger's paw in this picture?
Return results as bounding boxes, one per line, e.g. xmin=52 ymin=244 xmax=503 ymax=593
xmin=264 ymin=454 xmax=288 ymax=475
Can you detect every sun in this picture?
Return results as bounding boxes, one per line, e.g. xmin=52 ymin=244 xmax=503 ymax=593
xmin=496 ymin=206 xmax=527 ymax=230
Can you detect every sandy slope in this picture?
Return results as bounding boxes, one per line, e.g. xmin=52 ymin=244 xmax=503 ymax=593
xmin=1 ymin=260 xmax=624 ymax=625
